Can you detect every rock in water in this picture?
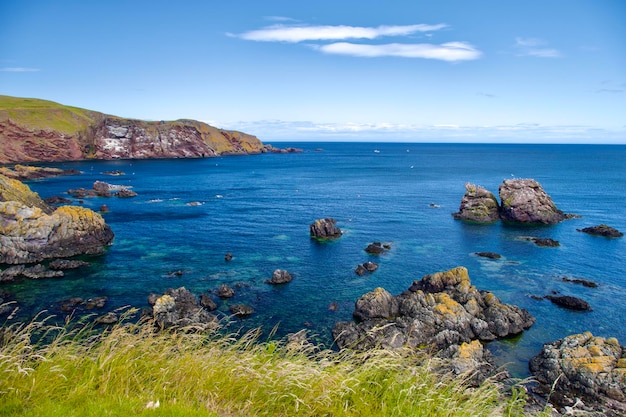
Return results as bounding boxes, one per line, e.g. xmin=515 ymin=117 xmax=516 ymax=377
xmin=152 ymin=287 xmax=217 ymax=329
xmin=452 ymin=183 xmax=500 ymax=223
xmin=0 ymin=174 xmax=114 ymax=264
xmin=266 ymin=269 xmax=293 ymax=285
xmin=578 ymin=224 xmax=624 ymax=238
xmin=309 ymin=218 xmax=342 ymax=239
xmin=545 ymin=295 xmax=592 ymax=311
xmin=529 ymin=332 xmax=626 ymax=416
xmin=499 ymin=178 xmax=567 ymax=224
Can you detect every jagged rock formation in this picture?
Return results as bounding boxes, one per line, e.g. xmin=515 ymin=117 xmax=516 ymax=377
xmin=152 ymin=287 xmax=217 ymax=330
xmin=0 ymin=95 xmax=269 ymax=163
xmin=266 ymin=269 xmax=293 ymax=285
xmin=310 ymin=218 xmax=342 ymax=240
xmin=529 ymin=332 xmax=626 ymax=416
xmin=0 ymin=174 xmax=114 ymax=264
xmin=452 ymin=179 xmax=570 ymax=224
xmin=452 ymin=183 xmax=500 ymax=222
xmin=333 ymin=266 xmax=534 ymax=351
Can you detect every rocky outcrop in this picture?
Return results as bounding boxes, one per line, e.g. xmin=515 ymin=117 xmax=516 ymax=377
xmin=0 ymin=165 xmax=81 ymax=180
xmin=0 ymin=95 xmax=270 ymax=163
xmin=152 ymin=287 xmax=217 ymax=330
xmin=310 ymin=218 xmax=342 ymax=240
xmin=578 ymin=224 xmax=623 ymax=238
xmin=499 ymin=179 xmax=567 ymax=224
xmin=529 ymin=332 xmax=626 ymax=416
xmin=266 ymin=269 xmax=293 ymax=285
xmin=333 ymin=266 xmax=535 ymax=352
xmin=545 ymin=295 xmax=592 ymax=311
xmin=0 ymin=174 xmax=114 ymax=264
xmin=452 ymin=179 xmax=571 ymax=225
xmin=452 ymin=183 xmax=500 ymax=222
xmin=364 ymin=242 xmax=391 ymax=254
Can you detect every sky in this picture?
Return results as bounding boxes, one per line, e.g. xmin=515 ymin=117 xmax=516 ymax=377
xmin=1 ymin=0 xmax=625 ymax=143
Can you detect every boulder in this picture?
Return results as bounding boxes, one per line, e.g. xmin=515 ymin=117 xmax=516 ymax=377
xmin=475 ymin=252 xmax=501 ymax=259
xmin=529 ymin=332 xmax=626 ymax=416
xmin=217 ymin=284 xmax=235 ymax=298
xmin=0 ymin=174 xmax=114 ymax=264
xmin=452 ymin=183 xmax=500 ymax=222
xmin=545 ymin=295 xmax=592 ymax=311
xmin=364 ymin=242 xmax=391 ymax=254
xmin=578 ymin=224 xmax=623 ymax=238
xmin=152 ymin=287 xmax=217 ymax=329
xmin=310 ymin=218 xmax=342 ymax=239
xmin=199 ymin=294 xmax=217 ymax=311
xmin=266 ymin=269 xmax=293 ymax=285
xmin=229 ymin=304 xmax=254 ymax=317
xmin=355 ymin=261 xmax=379 ymax=276
xmin=333 ymin=266 xmax=535 ymax=355
xmin=499 ymin=179 xmax=567 ymax=224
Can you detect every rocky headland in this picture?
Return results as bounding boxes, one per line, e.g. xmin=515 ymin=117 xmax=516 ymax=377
xmin=0 ymin=95 xmax=282 ymax=163
xmin=453 ymin=179 xmax=573 ymax=224
xmin=0 ymin=174 xmax=113 ymax=264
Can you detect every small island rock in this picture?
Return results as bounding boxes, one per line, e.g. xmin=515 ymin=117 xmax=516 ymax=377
xmin=499 ymin=179 xmax=567 ymax=224
xmin=310 ymin=218 xmax=342 ymax=239
xmin=578 ymin=224 xmax=623 ymax=238
xmin=267 ymin=269 xmax=293 ymax=285
xmin=452 ymin=183 xmax=500 ymax=223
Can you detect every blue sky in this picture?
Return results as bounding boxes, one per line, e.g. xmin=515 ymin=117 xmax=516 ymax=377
xmin=1 ymin=0 xmax=624 ymax=143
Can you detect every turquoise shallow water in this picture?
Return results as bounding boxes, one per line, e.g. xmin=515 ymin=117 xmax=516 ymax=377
xmin=2 ymin=142 xmax=625 ymax=376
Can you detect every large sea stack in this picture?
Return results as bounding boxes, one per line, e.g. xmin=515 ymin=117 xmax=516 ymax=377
xmin=499 ymin=178 xmax=567 ymax=224
xmin=0 ymin=95 xmax=268 ymax=163
xmin=0 ymin=174 xmax=114 ymax=264
xmin=452 ymin=183 xmax=500 ymax=222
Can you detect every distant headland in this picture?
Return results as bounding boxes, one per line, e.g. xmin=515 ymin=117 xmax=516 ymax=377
xmin=0 ymin=95 xmax=299 ymax=164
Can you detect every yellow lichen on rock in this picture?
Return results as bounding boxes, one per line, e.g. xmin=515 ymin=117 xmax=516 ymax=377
xmin=457 ymin=340 xmax=483 ymax=359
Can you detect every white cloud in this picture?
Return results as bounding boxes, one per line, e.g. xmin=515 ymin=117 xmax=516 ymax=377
xmin=0 ymin=67 xmax=40 ymax=72
xmin=232 ymin=23 xmax=447 ymax=43
xmin=514 ymin=37 xmax=561 ymax=58
xmin=315 ymin=41 xmax=481 ymax=61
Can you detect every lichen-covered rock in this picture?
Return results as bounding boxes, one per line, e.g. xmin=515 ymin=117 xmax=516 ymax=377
xmin=153 ymin=287 xmax=217 ymax=329
xmin=333 ymin=266 xmax=535 ymax=354
xmin=499 ymin=179 xmax=567 ymax=224
xmin=529 ymin=332 xmax=626 ymax=416
xmin=310 ymin=218 xmax=342 ymax=239
xmin=452 ymin=183 xmax=500 ymax=223
xmin=0 ymin=174 xmax=114 ymax=264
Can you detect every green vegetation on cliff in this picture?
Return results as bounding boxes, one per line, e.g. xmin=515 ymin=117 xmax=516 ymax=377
xmin=0 ymin=313 xmax=542 ymax=417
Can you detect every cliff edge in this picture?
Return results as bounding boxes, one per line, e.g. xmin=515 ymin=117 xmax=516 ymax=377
xmin=0 ymin=95 xmax=268 ymax=163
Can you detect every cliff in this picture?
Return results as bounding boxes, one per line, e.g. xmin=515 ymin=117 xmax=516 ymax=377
xmin=0 ymin=95 xmax=268 ymax=163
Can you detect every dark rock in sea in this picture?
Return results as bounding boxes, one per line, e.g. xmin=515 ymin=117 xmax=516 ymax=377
xmin=99 ymin=204 xmax=109 ymax=213
xmin=95 ymin=312 xmax=118 ymax=324
xmin=168 ymin=270 xmax=183 ymax=277
xmin=475 ymin=252 xmax=501 ymax=259
xmin=85 ymin=296 xmax=108 ymax=309
xmin=355 ymin=261 xmax=379 ymax=276
xmin=116 ymin=188 xmax=138 ymax=198
xmin=44 ymin=196 xmax=73 ymax=205
xmin=578 ymin=224 xmax=624 ymax=238
xmin=229 ymin=304 xmax=254 ymax=317
xmin=49 ymin=259 xmax=90 ymax=270
xmin=364 ymin=242 xmax=391 ymax=254
xmin=0 ymin=264 xmax=64 ymax=280
xmin=452 ymin=183 xmax=500 ymax=223
xmin=147 ymin=293 xmax=159 ymax=305
xmin=499 ymin=179 xmax=567 ymax=224
xmin=225 ymin=252 xmax=233 ymax=261
xmin=199 ymin=294 xmax=218 ymax=311
xmin=102 ymin=170 xmax=125 ymax=176
xmin=529 ymin=332 xmax=626 ymax=416
xmin=1 ymin=174 xmax=114 ymax=264
xmin=562 ymin=276 xmax=598 ymax=288
xmin=217 ymin=284 xmax=235 ymax=298
xmin=334 ymin=266 xmax=535 ymax=354
xmin=355 ymin=264 xmax=367 ymax=276
xmin=519 ymin=236 xmax=560 ymax=247
xmin=545 ymin=295 xmax=592 ymax=311
xmin=310 ymin=217 xmax=342 ymax=239
xmin=266 ymin=269 xmax=293 ymax=285
xmin=60 ymin=297 xmax=84 ymax=312
xmin=152 ymin=287 xmax=217 ymax=330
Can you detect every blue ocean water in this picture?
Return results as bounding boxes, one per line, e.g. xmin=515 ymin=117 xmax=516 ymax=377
xmin=3 ymin=142 xmax=626 ymax=376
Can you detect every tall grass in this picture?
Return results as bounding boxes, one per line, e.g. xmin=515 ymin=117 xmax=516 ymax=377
xmin=0 ymin=310 xmax=540 ymax=416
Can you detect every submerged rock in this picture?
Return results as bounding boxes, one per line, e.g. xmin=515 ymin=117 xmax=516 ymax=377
xmin=499 ymin=179 xmax=567 ymax=224
xmin=475 ymin=252 xmax=501 ymax=259
xmin=578 ymin=224 xmax=623 ymax=238
xmin=529 ymin=332 xmax=626 ymax=416
xmin=309 ymin=218 xmax=342 ymax=239
xmin=0 ymin=174 xmax=114 ymax=264
xmin=452 ymin=183 xmax=500 ymax=223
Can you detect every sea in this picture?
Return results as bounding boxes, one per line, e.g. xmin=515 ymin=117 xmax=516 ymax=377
xmin=2 ymin=142 xmax=625 ymax=377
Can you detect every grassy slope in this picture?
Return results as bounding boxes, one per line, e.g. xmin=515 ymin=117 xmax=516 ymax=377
xmin=0 ymin=313 xmax=543 ymax=417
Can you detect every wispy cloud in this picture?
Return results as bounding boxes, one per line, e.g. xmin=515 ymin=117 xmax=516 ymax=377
xmin=231 ymin=23 xmax=447 ymax=43
xmin=0 ymin=67 xmax=40 ymax=72
xmin=314 ymin=41 xmax=481 ymax=61
xmin=515 ymin=37 xmax=561 ymax=58
xmin=477 ymin=92 xmax=496 ymax=98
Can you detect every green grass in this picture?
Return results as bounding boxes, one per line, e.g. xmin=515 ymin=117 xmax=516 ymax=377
xmin=0 ymin=95 xmax=98 ymax=134
xmin=0 ymin=310 xmax=545 ymax=416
